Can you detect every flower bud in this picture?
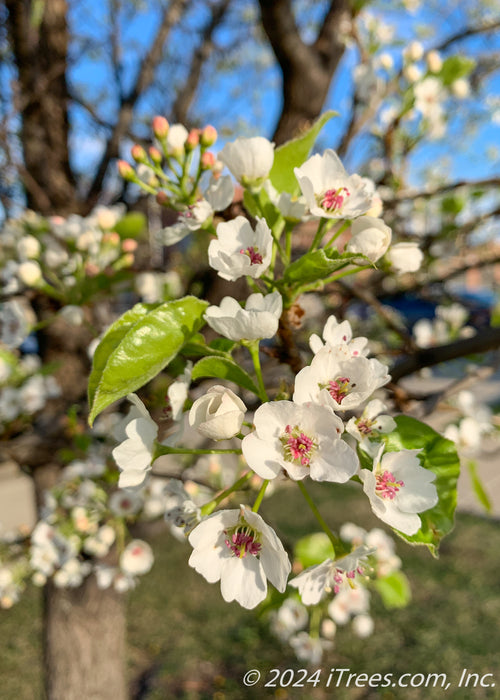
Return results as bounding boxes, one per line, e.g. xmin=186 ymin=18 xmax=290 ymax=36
xmin=426 ymin=50 xmax=442 ymax=73
xmin=148 ymin=146 xmax=162 ymax=165
xmin=102 ymin=231 xmax=120 ymax=246
xmin=156 ymin=191 xmax=170 ymax=206
xmin=117 ymin=160 xmax=136 ymax=181
xmin=189 ymin=386 xmax=246 ymax=440
xmin=200 ymin=124 xmax=217 ymax=147
xmin=17 ymin=235 xmax=41 ymax=260
xmin=131 ymin=144 xmax=148 ymax=163
xmin=17 ymin=260 xmax=42 ymax=286
xmin=152 ymin=115 xmax=169 ymax=139
xmin=200 ymin=151 xmax=215 ymax=170
xmin=185 ymin=129 xmax=200 ymax=151
xmin=122 ymin=238 xmax=138 ymax=253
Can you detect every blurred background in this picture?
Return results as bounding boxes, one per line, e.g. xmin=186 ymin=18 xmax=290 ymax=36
xmin=0 ymin=0 xmax=499 ymax=698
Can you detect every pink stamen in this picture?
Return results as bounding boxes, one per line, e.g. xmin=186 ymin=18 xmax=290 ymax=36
xmin=321 ymin=187 xmax=350 ymax=213
xmin=281 ymin=425 xmax=317 ymax=467
xmin=327 ymin=376 xmax=350 ymax=404
xmin=357 ymin=420 xmax=373 ymax=435
xmin=224 ymin=530 xmax=262 ymax=558
xmin=240 ymin=246 xmax=263 ymax=265
xmin=375 ymin=470 xmax=404 ymax=500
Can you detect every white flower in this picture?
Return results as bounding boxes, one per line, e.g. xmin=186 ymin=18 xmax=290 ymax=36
xmin=328 ymin=585 xmax=370 ymax=625
xmin=112 ymin=394 xmax=158 ymax=489
xmin=218 ymin=136 xmax=274 ymax=186
xmin=451 ymin=78 xmax=470 ymax=99
xmin=204 ymin=291 xmax=282 ymax=341
xmin=346 ymin=216 xmax=392 ymax=263
xmin=346 ymin=399 xmax=396 ymax=448
xmin=289 ymin=632 xmax=333 ymax=665
xmin=414 ymin=77 xmax=445 ymax=118
xmin=404 ymin=40 xmax=424 ymax=62
xmin=444 ymin=417 xmax=486 ymax=455
xmin=289 ymin=545 xmax=373 ymax=605
xmin=58 ymin=305 xmax=85 ymax=326
xmin=360 ymin=445 xmax=438 ymax=535
xmin=208 ymin=216 xmax=272 ymax=281
xmin=189 ymin=386 xmax=246 ymax=440
xmin=108 ymin=490 xmax=142 ymax=516
xmin=120 ymin=539 xmax=154 ymax=575
xmin=352 ymin=614 xmax=374 ymax=638
xmin=270 ymin=598 xmax=308 ymax=642
xmin=19 ymin=374 xmax=47 ymax=414
xmin=294 ymin=150 xmax=374 ymax=219
xmin=166 ymin=123 xmax=188 ymax=154
xmin=293 ymin=346 xmax=391 ymax=412
xmin=0 ymin=299 xmax=34 ymax=349
xmin=426 ymin=50 xmax=442 ymax=73
xmin=386 ymin=242 xmax=423 ymax=273
xmin=167 ymin=361 xmax=192 ymax=422
xmin=309 ymin=315 xmax=369 ymax=357
xmin=242 ymin=400 xmax=358 ymax=482
xmin=188 ymin=505 xmax=290 ymax=609
xmin=94 ymin=564 xmax=117 ymax=589
xmin=17 ymin=260 xmax=42 ymax=286
xmin=17 ymin=235 xmax=41 ymax=260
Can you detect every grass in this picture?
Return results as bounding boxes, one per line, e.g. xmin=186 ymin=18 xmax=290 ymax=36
xmin=1 ymin=482 xmax=500 ymax=699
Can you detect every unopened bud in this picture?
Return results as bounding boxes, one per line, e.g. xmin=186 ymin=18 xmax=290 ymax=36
xmin=117 ymin=160 xmax=136 ymax=181
xmin=131 ymin=144 xmax=148 ymax=163
xmin=152 ymin=115 xmax=169 ymax=139
xmin=18 ymin=260 xmax=42 ymax=286
xmin=200 ymin=151 xmax=215 ymax=170
xmin=122 ymin=253 xmax=135 ymax=267
xmin=148 ymin=146 xmax=162 ymax=165
xmin=122 ymin=238 xmax=138 ymax=253
xmin=85 ymin=262 xmax=100 ymax=277
xmin=200 ymin=125 xmax=217 ymax=147
xmin=102 ymin=232 xmax=120 ymax=246
xmin=156 ymin=191 xmax=169 ymax=206
xmin=186 ymin=129 xmax=200 ymax=151
xmin=426 ymin=50 xmax=442 ymax=73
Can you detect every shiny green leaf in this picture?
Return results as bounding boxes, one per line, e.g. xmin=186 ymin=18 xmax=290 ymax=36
xmin=191 ymin=356 xmax=260 ymax=396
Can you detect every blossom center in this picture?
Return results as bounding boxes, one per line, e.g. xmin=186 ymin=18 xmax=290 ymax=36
xmin=239 ymin=246 xmax=263 ymax=265
xmin=357 ymin=418 xmax=374 ymax=435
xmin=224 ymin=526 xmax=262 ymax=558
xmin=375 ymin=470 xmax=404 ymax=500
xmin=280 ymin=424 xmax=317 ymax=467
xmin=319 ymin=376 xmax=352 ymax=404
xmin=319 ymin=187 xmax=350 ymax=213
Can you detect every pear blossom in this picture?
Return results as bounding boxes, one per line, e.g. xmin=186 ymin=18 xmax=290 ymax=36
xmin=189 ymin=386 xmax=246 ymax=441
xmin=414 ymin=77 xmax=445 ymax=118
xmin=289 ymin=632 xmax=333 ymax=665
xmin=444 ymin=417 xmax=485 ymax=455
xmin=17 ymin=260 xmax=43 ymax=286
xmin=426 ymin=50 xmax=443 ymax=73
xmin=166 ymin=123 xmax=188 ymax=155
xmin=360 ymin=445 xmax=438 ymax=535
xmin=346 ymin=399 xmax=396 ymax=452
xmin=309 ymin=315 xmax=369 ymax=358
xmin=327 ymin=584 xmax=370 ymax=625
xmin=188 ymin=505 xmax=290 ymax=609
xmin=289 ymin=545 xmax=373 ymax=605
xmin=242 ymin=400 xmax=358 ymax=482
xmin=112 ymin=394 xmax=158 ymax=489
xmin=386 ymin=241 xmax=423 ymax=273
xmin=0 ymin=299 xmax=34 ymax=349
xmin=120 ymin=539 xmax=154 ymax=576
xmin=204 ymin=291 xmax=282 ymax=341
xmin=218 ymin=136 xmax=274 ymax=186
xmin=208 ymin=216 xmax=272 ymax=281
xmin=17 ymin=235 xmax=41 ymax=260
xmin=346 ymin=216 xmax=392 ymax=263
xmin=352 ymin=613 xmax=374 ymax=638
xmin=294 ymin=150 xmax=374 ymax=220
xmin=293 ymin=345 xmax=391 ymax=412
xmin=108 ymin=490 xmax=143 ymax=516
xmin=270 ymin=598 xmax=308 ymax=642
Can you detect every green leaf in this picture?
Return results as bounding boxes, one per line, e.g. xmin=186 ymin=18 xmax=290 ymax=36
xmin=441 ymin=195 xmax=464 ymax=216
xmin=88 ymin=296 xmax=208 ymax=424
xmin=294 ymin=533 xmax=335 ymax=570
xmin=191 ymin=356 xmax=260 ymax=396
xmin=114 ymin=212 xmax=147 ymax=239
xmin=384 ymin=415 xmax=460 ymax=556
xmin=440 ymin=55 xmax=476 ymax=86
xmin=269 ymin=111 xmax=337 ymax=194
xmin=284 ymin=249 xmax=370 ymax=286
xmin=467 ymin=460 xmax=492 ymax=513
xmin=373 ymin=571 xmax=411 ymax=609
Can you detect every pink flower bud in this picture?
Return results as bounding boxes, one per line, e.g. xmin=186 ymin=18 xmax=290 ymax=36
xmin=200 ymin=151 xmax=215 ymax=170
xmin=201 ymin=125 xmax=217 ymax=147
xmin=102 ymin=232 xmax=120 ymax=246
xmin=131 ymin=144 xmax=147 ymax=163
xmin=117 ymin=160 xmax=136 ymax=181
xmin=122 ymin=238 xmax=138 ymax=253
xmin=85 ymin=262 xmax=100 ymax=277
xmin=156 ymin=191 xmax=169 ymax=206
xmin=148 ymin=146 xmax=162 ymax=164
xmin=152 ymin=116 xmax=169 ymax=139
xmin=186 ymin=129 xmax=200 ymax=150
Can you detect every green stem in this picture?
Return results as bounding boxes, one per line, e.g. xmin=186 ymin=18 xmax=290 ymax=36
xmin=324 ymin=219 xmax=351 ymax=249
xmin=326 ymin=264 xmax=373 ymax=283
xmin=252 ymin=480 xmax=269 ymax=512
xmin=297 ymin=481 xmax=339 ymax=554
xmin=245 ymin=341 xmax=268 ymax=402
xmin=201 ymin=471 xmax=253 ymax=516
xmin=310 ymin=217 xmax=329 ymax=250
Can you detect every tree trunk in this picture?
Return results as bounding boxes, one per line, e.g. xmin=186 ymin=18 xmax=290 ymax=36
xmin=5 ymin=0 xmax=80 ymax=214
xmin=44 ymin=576 xmax=127 ymax=700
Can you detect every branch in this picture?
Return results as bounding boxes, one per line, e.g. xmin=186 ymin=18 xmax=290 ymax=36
xmin=172 ymin=0 xmax=231 ymax=125
xmin=434 ymin=19 xmax=500 ymax=52
xmin=390 ymin=327 xmax=500 ymax=382
xmin=387 ymin=177 xmax=500 ymax=204
xmin=85 ymin=0 xmax=189 ymax=210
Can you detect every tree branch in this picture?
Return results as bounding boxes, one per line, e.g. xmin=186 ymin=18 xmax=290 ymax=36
xmin=85 ymin=0 xmax=189 ymax=211
xmin=387 ymin=177 xmax=500 ymax=204
xmin=434 ymin=19 xmax=500 ymax=52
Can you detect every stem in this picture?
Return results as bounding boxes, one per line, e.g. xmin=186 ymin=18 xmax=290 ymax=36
xmin=252 ymin=480 xmax=269 ymax=512
xmin=310 ymin=218 xmax=329 ymax=250
xmin=245 ymin=341 xmax=268 ymax=402
xmin=297 ymin=481 xmax=339 ymax=554
xmin=201 ymin=471 xmax=253 ymax=516
xmin=324 ymin=219 xmax=351 ymax=249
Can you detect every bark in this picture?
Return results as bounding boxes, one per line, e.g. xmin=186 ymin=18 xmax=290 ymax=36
xmin=44 ymin=576 xmax=127 ymax=700
xmin=5 ymin=0 xmax=79 ymax=214
xmin=258 ymin=0 xmax=353 ymax=144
